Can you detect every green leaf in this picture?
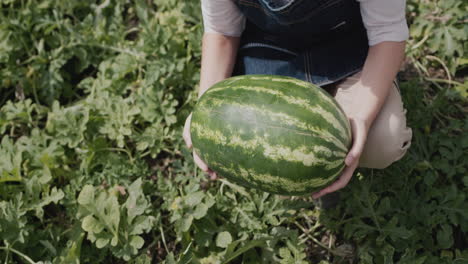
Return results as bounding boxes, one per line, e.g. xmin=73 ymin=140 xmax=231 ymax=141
xmin=130 ymin=235 xmax=145 ymax=250
xmin=462 ymin=176 xmax=468 ymax=187
xmin=279 ymin=247 xmax=294 ymax=263
xmin=125 ymin=178 xmax=147 ymax=222
xmin=45 ymin=101 xmax=89 ymax=148
xmin=111 ymin=235 xmax=119 ymax=247
xmin=77 ymin=185 xmax=95 ymax=205
xmin=0 ymin=136 xmax=23 ymax=183
xmin=55 ymin=223 xmax=84 ymax=264
xmin=437 ymin=224 xmax=454 ymax=249
xmin=163 ymin=253 xmax=176 ymax=264
xmin=222 ymin=239 xmax=267 ymax=264
xmin=443 ymin=27 xmax=455 ymax=56
xmin=185 ymin=191 xmax=204 ymax=207
xmin=173 ymin=242 xmax=194 ymax=264
xmin=130 ymin=215 xmax=155 ymax=235
xmin=96 ymin=238 xmax=110 ymax=248
xmin=193 ymin=203 xmax=209 ymax=219
xmin=82 ymin=215 xmax=104 ymax=234
xmin=34 ymin=187 xmax=65 ymax=219
xmin=129 ymin=254 xmax=153 ymax=264
xmin=216 ymin=231 xmax=232 ymax=248
xmin=180 ymin=214 xmax=193 ymax=232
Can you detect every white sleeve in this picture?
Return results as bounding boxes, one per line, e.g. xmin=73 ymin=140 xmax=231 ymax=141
xmin=357 ymin=0 xmax=409 ymax=46
xmin=201 ymin=0 xmax=246 ymax=37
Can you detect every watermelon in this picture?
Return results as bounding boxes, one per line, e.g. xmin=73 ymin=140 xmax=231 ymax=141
xmin=190 ymin=75 xmax=351 ymax=196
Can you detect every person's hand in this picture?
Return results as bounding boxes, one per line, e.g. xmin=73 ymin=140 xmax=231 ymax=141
xmin=312 ymin=117 xmax=368 ymax=199
xmin=183 ymin=113 xmax=218 ymax=180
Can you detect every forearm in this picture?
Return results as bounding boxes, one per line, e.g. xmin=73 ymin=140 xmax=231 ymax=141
xmin=198 ymin=32 xmax=240 ymax=98
xmin=354 ymin=41 xmax=406 ymax=129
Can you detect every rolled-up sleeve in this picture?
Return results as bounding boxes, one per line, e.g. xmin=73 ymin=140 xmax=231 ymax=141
xmin=201 ymin=0 xmax=245 ymax=37
xmin=357 ymin=0 xmax=409 ymax=46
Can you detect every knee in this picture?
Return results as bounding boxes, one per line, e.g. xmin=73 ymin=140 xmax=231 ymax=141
xmin=359 ymin=120 xmax=413 ymax=169
xmin=370 ymin=133 xmax=412 ymax=169
xmin=358 ymin=81 xmax=413 ymax=169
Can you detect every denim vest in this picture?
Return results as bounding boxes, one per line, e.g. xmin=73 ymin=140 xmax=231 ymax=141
xmin=232 ymin=0 xmax=369 ymax=86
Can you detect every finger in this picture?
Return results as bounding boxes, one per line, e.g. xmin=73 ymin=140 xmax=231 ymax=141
xmin=193 ymin=151 xmax=209 ymax=172
xmin=208 ymin=171 xmax=218 ymax=180
xmin=203 ymin=165 xmax=217 ymax=180
xmin=183 ymin=114 xmax=193 ymax=148
xmin=312 ymin=161 xmax=358 ymax=199
xmin=193 ymin=149 xmax=219 ymax=179
xmin=345 ymin=118 xmax=367 ymax=166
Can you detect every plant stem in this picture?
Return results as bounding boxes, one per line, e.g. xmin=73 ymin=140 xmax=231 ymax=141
xmin=96 ymin=147 xmax=134 ymax=163
xmin=0 ymin=247 xmax=36 ymax=264
xmin=159 ymin=224 xmax=169 ymax=253
xmin=293 ymin=221 xmax=341 ymax=256
xmin=426 ymin=55 xmax=452 ymax=83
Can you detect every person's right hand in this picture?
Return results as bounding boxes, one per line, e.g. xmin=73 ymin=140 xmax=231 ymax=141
xmin=183 ymin=113 xmax=218 ymax=180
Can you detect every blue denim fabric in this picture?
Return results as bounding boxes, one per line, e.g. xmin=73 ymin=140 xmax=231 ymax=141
xmin=232 ymin=0 xmax=369 ymax=86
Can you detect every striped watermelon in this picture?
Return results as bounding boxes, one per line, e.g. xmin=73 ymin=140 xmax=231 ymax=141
xmin=190 ymin=75 xmax=351 ymax=196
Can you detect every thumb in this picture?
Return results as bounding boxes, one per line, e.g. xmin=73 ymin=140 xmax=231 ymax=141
xmin=193 ymin=150 xmax=209 ymax=172
xmin=183 ymin=113 xmax=193 ymax=148
xmin=345 ymin=118 xmax=368 ymax=166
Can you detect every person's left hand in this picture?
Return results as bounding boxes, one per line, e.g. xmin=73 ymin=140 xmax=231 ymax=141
xmin=312 ymin=117 xmax=369 ymax=199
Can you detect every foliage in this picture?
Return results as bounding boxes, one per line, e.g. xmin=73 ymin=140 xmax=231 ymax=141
xmin=0 ymin=0 xmax=467 ymax=263
xmin=406 ymin=0 xmax=467 ymax=76
xmin=77 ymin=179 xmax=156 ymax=261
